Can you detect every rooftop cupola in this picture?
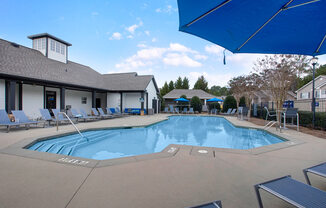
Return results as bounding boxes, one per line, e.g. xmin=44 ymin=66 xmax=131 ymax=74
xmin=28 ymin=33 xmax=71 ymax=64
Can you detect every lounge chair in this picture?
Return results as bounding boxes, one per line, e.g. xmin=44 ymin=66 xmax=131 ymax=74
xmin=39 ymin=109 xmax=56 ymax=126
xmin=163 ymin=107 xmax=169 ymax=113
xmin=175 ymin=107 xmax=180 ymax=114
xmin=52 ymin=109 xmax=72 ymax=124
xmin=106 ymin=107 xmax=122 ymax=117
xmin=97 ymin=108 xmax=113 ymax=119
xmin=91 ymin=108 xmax=111 ymax=119
xmin=254 ymin=175 xmax=326 ymax=208
xmin=264 ymin=106 xmax=277 ymax=122
xmin=0 ymin=109 xmax=34 ymax=132
xmin=304 ymin=162 xmax=326 ymax=185
xmin=210 ymin=108 xmax=217 ymax=115
xmin=230 ymin=108 xmax=237 ymax=115
xmin=12 ymin=110 xmax=40 ymax=128
xmin=79 ymin=109 xmax=98 ymax=121
xmin=115 ymin=107 xmax=128 ymax=116
xmin=189 ymin=200 xmax=222 ymax=208
xmin=221 ymin=108 xmax=232 ymax=115
xmin=70 ymin=109 xmax=83 ymax=120
xmin=182 ymin=108 xmax=188 ymax=114
xmin=169 ymin=105 xmax=174 ymax=113
xmin=188 ymin=107 xmax=194 ymax=114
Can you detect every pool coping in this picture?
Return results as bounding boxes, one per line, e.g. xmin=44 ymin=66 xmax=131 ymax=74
xmin=0 ymin=115 xmax=305 ymax=168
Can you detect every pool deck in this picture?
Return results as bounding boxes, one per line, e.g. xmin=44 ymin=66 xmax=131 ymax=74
xmin=0 ymin=114 xmax=326 ymax=208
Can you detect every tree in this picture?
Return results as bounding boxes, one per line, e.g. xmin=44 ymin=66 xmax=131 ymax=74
xmin=243 ymin=73 xmax=262 ymax=118
xmin=160 ymin=82 xmax=169 ymax=96
xmin=193 ymin=75 xmax=208 ymax=92
xmin=182 ymin=77 xmax=190 ymax=89
xmin=168 ymin=81 xmax=175 ymax=92
xmin=297 ymin=64 xmax=326 ymax=89
xmin=175 ymin=77 xmax=183 ymax=89
xmin=222 ymin=96 xmax=237 ymax=112
xmin=190 ymin=96 xmax=202 ymax=113
xmin=228 ymin=75 xmax=246 ymax=107
xmin=254 ymin=54 xmax=309 ymax=124
xmin=239 ymin=96 xmax=246 ymax=107
xmin=180 ymin=94 xmax=187 ymax=99
xmin=210 ymin=85 xmax=230 ymax=96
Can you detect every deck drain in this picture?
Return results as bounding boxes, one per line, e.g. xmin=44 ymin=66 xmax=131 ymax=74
xmin=198 ymin=149 xmax=208 ymax=154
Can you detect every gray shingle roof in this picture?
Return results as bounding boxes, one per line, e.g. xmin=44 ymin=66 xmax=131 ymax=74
xmin=0 ymin=38 xmax=156 ymax=92
xmin=163 ymin=89 xmax=215 ymax=99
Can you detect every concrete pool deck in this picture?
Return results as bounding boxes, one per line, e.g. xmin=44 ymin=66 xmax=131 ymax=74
xmin=0 ymin=114 xmax=325 ymax=207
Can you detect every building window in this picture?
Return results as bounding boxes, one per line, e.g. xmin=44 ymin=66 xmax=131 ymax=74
xmin=300 ymin=93 xmax=302 ymax=98
xmin=50 ymin=40 xmax=55 ymax=51
xmin=308 ymin=92 xmax=310 ymax=99
xmin=42 ymin=38 xmax=46 ymax=50
xmin=316 ymin=91 xmax=320 ymax=98
xmin=55 ymin=41 xmax=60 ymax=53
xmin=81 ymin=97 xmax=87 ymax=104
xmin=37 ymin=39 xmax=42 ymax=50
xmin=33 ymin=40 xmax=37 ymax=49
xmin=61 ymin=44 xmax=65 ymax=55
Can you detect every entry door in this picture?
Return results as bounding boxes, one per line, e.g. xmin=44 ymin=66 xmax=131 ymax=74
xmin=152 ymin=99 xmax=157 ymax=113
xmin=46 ymin=91 xmax=56 ymax=109
xmin=96 ymin=98 xmax=101 ymax=108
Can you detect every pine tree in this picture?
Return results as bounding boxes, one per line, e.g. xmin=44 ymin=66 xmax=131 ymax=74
xmin=175 ymin=77 xmax=183 ymax=89
xmin=160 ymin=82 xmax=169 ymax=96
xmin=168 ymin=81 xmax=175 ymax=92
xmin=193 ymin=75 xmax=208 ymax=92
xmin=182 ymin=77 xmax=190 ymax=89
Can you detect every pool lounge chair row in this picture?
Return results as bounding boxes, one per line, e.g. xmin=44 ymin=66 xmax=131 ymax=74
xmin=163 ymin=106 xmax=194 ymax=114
xmin=0 ymin=109 xmax=41 ymax=132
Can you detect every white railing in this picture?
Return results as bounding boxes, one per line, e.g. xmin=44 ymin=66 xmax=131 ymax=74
xmin=56 ymin=112 xmax=86 ymax=139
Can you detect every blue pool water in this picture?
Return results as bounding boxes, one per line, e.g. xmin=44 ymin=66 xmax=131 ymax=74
xmin=28 ymin=116 xmax=284 ymax=160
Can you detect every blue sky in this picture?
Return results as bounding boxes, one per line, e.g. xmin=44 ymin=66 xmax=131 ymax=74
xmin=1 ymin=0 xmax=325 ymax=88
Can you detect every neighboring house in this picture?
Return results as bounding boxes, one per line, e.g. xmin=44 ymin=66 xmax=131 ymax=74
xmin=163 ymin=89 xmax=218 ymax=111
xmin=252 ymin=90 xmax=296 ymax=105
xmin=296 ymin=75 xmax=326 ymax=100
xmin=0 ymin=33 xmax=160 ymax=118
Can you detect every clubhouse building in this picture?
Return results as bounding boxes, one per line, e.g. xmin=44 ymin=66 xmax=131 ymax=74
xmin=0 ymin=33 xmax=160 ymax=118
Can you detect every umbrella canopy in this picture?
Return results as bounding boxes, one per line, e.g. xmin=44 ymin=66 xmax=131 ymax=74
xmin=174 ymin=98 xmax=190 ymax=102
xmin=207 ymin=98 xmax=224 ymax=102
xmin=177 ymin=0 xmax=326 ymax=56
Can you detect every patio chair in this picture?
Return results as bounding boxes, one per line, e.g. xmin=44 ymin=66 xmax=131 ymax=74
xmin=0 ymin=109 xmax=33 ymax=132
xmin=303 ymin=162 xmax=326 ymax=185
xmin=164 ymin=107 xmax=169 ymax=113
xmin=97 ymin=108 xmax=113 ymax=119
xmin=210 ymin=108 xmax=217 ymax=115
xmin=115 ymin=107 xmax=128 ymax=116
xmin=182 ymin=108 xmax=188 ymax=114
xmin=175 ymin=107 xmax=180 ymax=114
xmin=264 ymin=107 xmax=276 ymax=123
xmin=79 ymin=109 xmax=98 ymax=121
xmin=92 ymin=108 xmax=111 ymax=119
xmin=169 ymin=105 xmax=174 ymax=113
xmin=11 ymin=110 xmax=40 ymax=128
xmin=52 ymin=109 xmax=72 ymax=124
xmin=189 ymin=200 xmax=222 ymax=208
xmin=254 ymin=175 xmax=326 ymax=208
xmin=230 ymin=109 xmax=237 ymax=115
xmin=106 ymin=107 xmax=122 ymax=118
xmin=221 ymin=108 xmax=232 ymax=115
xmin=39 ymin=109 xmax=57 ymax=127
xmin=282 ymin=108 xmax=299 ymax=131
xmin=70 ymin=109 xmax=83 ymax=120
xmin=188 ymin=107 xmax=194 ymax=114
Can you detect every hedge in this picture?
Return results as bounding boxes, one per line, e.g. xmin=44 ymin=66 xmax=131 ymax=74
xmin=298 ymin=111 xmax=326 ymax=130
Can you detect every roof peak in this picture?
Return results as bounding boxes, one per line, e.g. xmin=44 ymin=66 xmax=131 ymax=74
xmin=27 ymin=33 xmax=72 ymax=46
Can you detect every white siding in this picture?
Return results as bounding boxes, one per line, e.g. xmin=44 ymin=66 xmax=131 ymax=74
xmin=123 ymin=93 xmax=141 ymax=108
xmin=45 ymin=87 xmax=61 ymax=109
xmin=47 ymin=38 xmax=67 ymax=63
xmin=33 ymin=38 xmax=46 ymax=56
xmin=65 ymin=90 xmax=92 ymax=114
xmin=0 ymin=79 xmax=5 ymax=109
xmin=145 ymin=79 xmax=158 ymax=113
xmin=22 ymin=84 xmax=44 ymax=119
xmin=107 ymin=93 xmax=121 ymax=108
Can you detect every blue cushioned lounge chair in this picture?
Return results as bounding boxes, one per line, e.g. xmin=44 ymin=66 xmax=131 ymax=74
xmin=164 ymin=107 xmax=169 ymax=113
xmin=169 ymin=105 xmax=174 ymax=113
xmin=115 ymin=107 xmax=128 ymax=116
xmin=304 ymin=162 xmax=326 ymax=185
xmin=254 ymin=175 xmax=326 ymax=208
xmin=182 ymin=108 xmax=188 ymax=114
xmin=51 ymin=109 xmax=72 ymax=123
xmin=106 ymin=107 xmax=122 ymax=117
xmin=188 ymin=107 xmax=194 ymax=114
xmin=189 ymin=200 xmax=222 ymax=208
xmin=0 ymin=109 xmax=34 ymax=132
xmin=12 ymin=110 xmax=40 ymax=128
xmin=79 ymin=109 xmax=98 ymax=121
xmin=91 ymin=108 xmax=111 ymax=119
xmin=175 ymin=107 xmax=180 ymax=114
xmin=221 ymin=108 xmax=232 ymax=115
xmin=97 ymin=108 xmax=113 ymax=119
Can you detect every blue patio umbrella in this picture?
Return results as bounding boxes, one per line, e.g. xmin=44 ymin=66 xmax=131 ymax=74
xmin=207 ymin=98 xmax=224 ymax=102
xmin=174 ymin=98 xmax=189 ymax=102
xmin=177 ymin=0 xmax=326 ymax=56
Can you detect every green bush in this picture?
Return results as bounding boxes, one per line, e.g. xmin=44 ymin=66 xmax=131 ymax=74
xmin=239 ymin=96 xmax=246 ymax=107
xmin=222 ymin=96 xmax=237 ymax=112
xmin=298 ymin=111 xmax=326 ymax=130
xmin=208 ymin=102 xmax=221 ymax=112
xmin=190 ymin=96 xmax=202 ymax=113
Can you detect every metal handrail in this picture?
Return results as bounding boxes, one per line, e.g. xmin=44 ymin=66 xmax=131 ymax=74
xmin=56 ymin=112 xmax=85 ymax=139
xmin=263 ymin=120 xmax=281 ymax=132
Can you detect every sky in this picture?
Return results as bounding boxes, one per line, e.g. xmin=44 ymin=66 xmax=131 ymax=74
xmin=1 ymin=0 xmax=326 ymax=88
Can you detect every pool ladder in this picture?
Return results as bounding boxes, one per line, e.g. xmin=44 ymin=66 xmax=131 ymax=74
xmin=263 ymin=121 xmax=281 ymax=133
xmin=56 ymin=112 xmax=86 ymax=140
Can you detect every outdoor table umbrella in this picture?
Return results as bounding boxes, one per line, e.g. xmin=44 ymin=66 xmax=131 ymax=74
xmin=174 ymin=98 xmax=190 ymax=102
xmin=177 ymin=0 xmax=326 ymax=127
xmin=207 ymin=98 xmax=224 ymax=102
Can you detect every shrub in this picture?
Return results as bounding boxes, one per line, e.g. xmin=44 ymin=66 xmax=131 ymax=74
xmin=298 ymin=111 xmax=326 ymax=130
xmin=222 ymin=96 xmax=237 ymax=112
xmin=208 ymin=102 xmax=221 ymax=112
xmin=190 ymin=96 xmax=202 ymax=113
xmin=180 ymin=95 xmax=187 ymax=99
xmin=239 ymin=96 xmax=246 ymax=107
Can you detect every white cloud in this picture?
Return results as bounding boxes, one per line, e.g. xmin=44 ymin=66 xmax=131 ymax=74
xmin=189 ymin=71 xmax=233 ymax=87
xmin=145 ymin=31 xmax=150 ymax=36
xmin=126 ymin=21 xmax=143 ymax=34
xmin=152 ymin=38 xmax=157 ymax=42
xmin=91 ymin=12 xmax=99 ymax=16
xmin=115 ymin=43 xmax=205 ymax=70
xmin=163 ymin=53 xmax=202 ymax=67
xmin=109 ymin=32 xmax=122 ymax=40
xmin=127 ymin=35 xmax=133 ymax=39
xmin=155 ymin=5 xmax=177 ymax=14
xmin=205 ymin=44 xmax=224 ymax=55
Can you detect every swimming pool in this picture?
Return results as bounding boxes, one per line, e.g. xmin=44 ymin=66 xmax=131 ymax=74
xmin=27 ymin=116 xmax=285 ymax=160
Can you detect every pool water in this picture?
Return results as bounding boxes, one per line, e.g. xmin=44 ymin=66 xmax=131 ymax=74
xmin=28 ymin=116 xmax=284 ymax=160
